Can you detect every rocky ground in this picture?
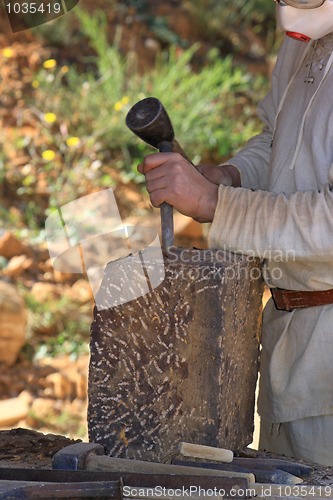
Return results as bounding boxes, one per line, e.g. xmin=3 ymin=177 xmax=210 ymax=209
xmin=0 ymin=222 xmax=91 ymax=438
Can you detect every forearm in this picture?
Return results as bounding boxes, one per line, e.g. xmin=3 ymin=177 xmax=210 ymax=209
xmin=209 ymin=183 xmax=333 ymax=262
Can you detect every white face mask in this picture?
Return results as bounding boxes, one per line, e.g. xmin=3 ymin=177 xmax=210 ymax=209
xmin=276 ymin=0 xmax=333 ymax=41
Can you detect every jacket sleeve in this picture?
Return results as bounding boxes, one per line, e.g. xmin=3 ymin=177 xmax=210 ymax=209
xmin=208 ymin=182 xmax=333 ymax=262
xmin=224 ymin=122 xmax=272 ymax=191
xmin=226 ymin=37 xmax=303 ymax=191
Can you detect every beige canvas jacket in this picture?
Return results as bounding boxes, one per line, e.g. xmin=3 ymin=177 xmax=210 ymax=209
xmin=208 ymin=34 xmax=333 ymax=422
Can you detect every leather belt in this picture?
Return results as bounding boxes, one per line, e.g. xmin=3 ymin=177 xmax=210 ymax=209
xmin=271 ymin=287 xmax=333 ymax=312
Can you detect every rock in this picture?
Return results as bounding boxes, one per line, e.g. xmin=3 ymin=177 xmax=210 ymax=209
xmin=44 ymin=373 xmax=76 ymax=400
xmin=38 ymin=257 xmax=54 ymax=274
xmin=43 ymin=357 xmax=88 ymax=400
xmin=3 ymin=254 xmax=33 ymax=277
xmin=0 ymin=281 xmax=27 ymax=366
xmin=66 ymin=279 xmax=93 ymax=304
xmin=53 ymin=269 xmax=76 ymax=283
xmin=25 ymin=398 xmax=58 ymax=428
xmin=0 ymin=231 xmax=27 ymax=259
xmin=30 ymin=282 xmax=62 ymax=303
xmin=0 ymin=393 xmax=31 ymax=427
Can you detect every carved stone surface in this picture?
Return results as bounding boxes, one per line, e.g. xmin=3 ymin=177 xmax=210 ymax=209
xmin=88 ymin=248 xmax=264 ymax=461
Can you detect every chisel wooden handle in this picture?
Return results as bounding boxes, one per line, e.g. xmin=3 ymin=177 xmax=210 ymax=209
xmin=86 ymin=455 xmax=254 ymax=483
xmin=172 ymin=459 xmax=303 ymax=485
xmin=179 ymin=442 xmax=234 ymax=463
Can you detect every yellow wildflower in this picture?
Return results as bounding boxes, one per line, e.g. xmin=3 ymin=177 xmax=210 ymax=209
xmin=43 ymin=112 xmax=57 ymax=124
xmin=121 ymin=96 xmax=130 ymax=105
xmin=66 ymin=137 xmax=80 ymax=147
xmin=42 ymin=150 xmax=56 ymax=161
xmin=32 ymin=80 xmax=40 ymax=89
xmin=61 ymin=65 xmax=69 ymax=73
xmin=43 ymin=59 xmax=57 ymax=69
xmin=114 ymin=101 xmax=123 ymax=112
xmin=2 ymin=48 xmax=14 ymax=58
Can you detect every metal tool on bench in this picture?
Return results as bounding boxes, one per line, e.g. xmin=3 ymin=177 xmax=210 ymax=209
xmin=232 ymin=457 xmax=313 ymax=479
xmin=51 ymin=442 xmax=255 ymax=482
xmin=126 ymin=97 xmax=193 ymax=250
xmin=173 ymin=459 xmax=304 ymax=485
xmin=0 ymin=468 xmax=248 ymax=500
xmin=175 ymin=441 xmax=312 ymax=485
xmin=0 ymin=442 xmax=251 ymax=499
xmin=51 ymin=442 xmax=311 ymax=486
xmin=0 ymin=441 xmax=315 ymax=499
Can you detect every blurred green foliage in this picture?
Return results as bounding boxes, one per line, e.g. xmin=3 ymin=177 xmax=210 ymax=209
xmin=185 ymin=0 xmax=277 ymax=55
xmin=75 ymin=8 xmax=266 ymax=158
xmin=10 ymin=7 xmax=269 ymax=228
xmin=187 ymin=0 xmax=276 ymax=30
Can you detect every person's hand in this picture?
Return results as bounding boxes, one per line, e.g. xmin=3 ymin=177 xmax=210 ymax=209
xmin=138 ymin=153 xmax=219 ymax=223
xmin=196 ymin=164 xmax=241 ymax=187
